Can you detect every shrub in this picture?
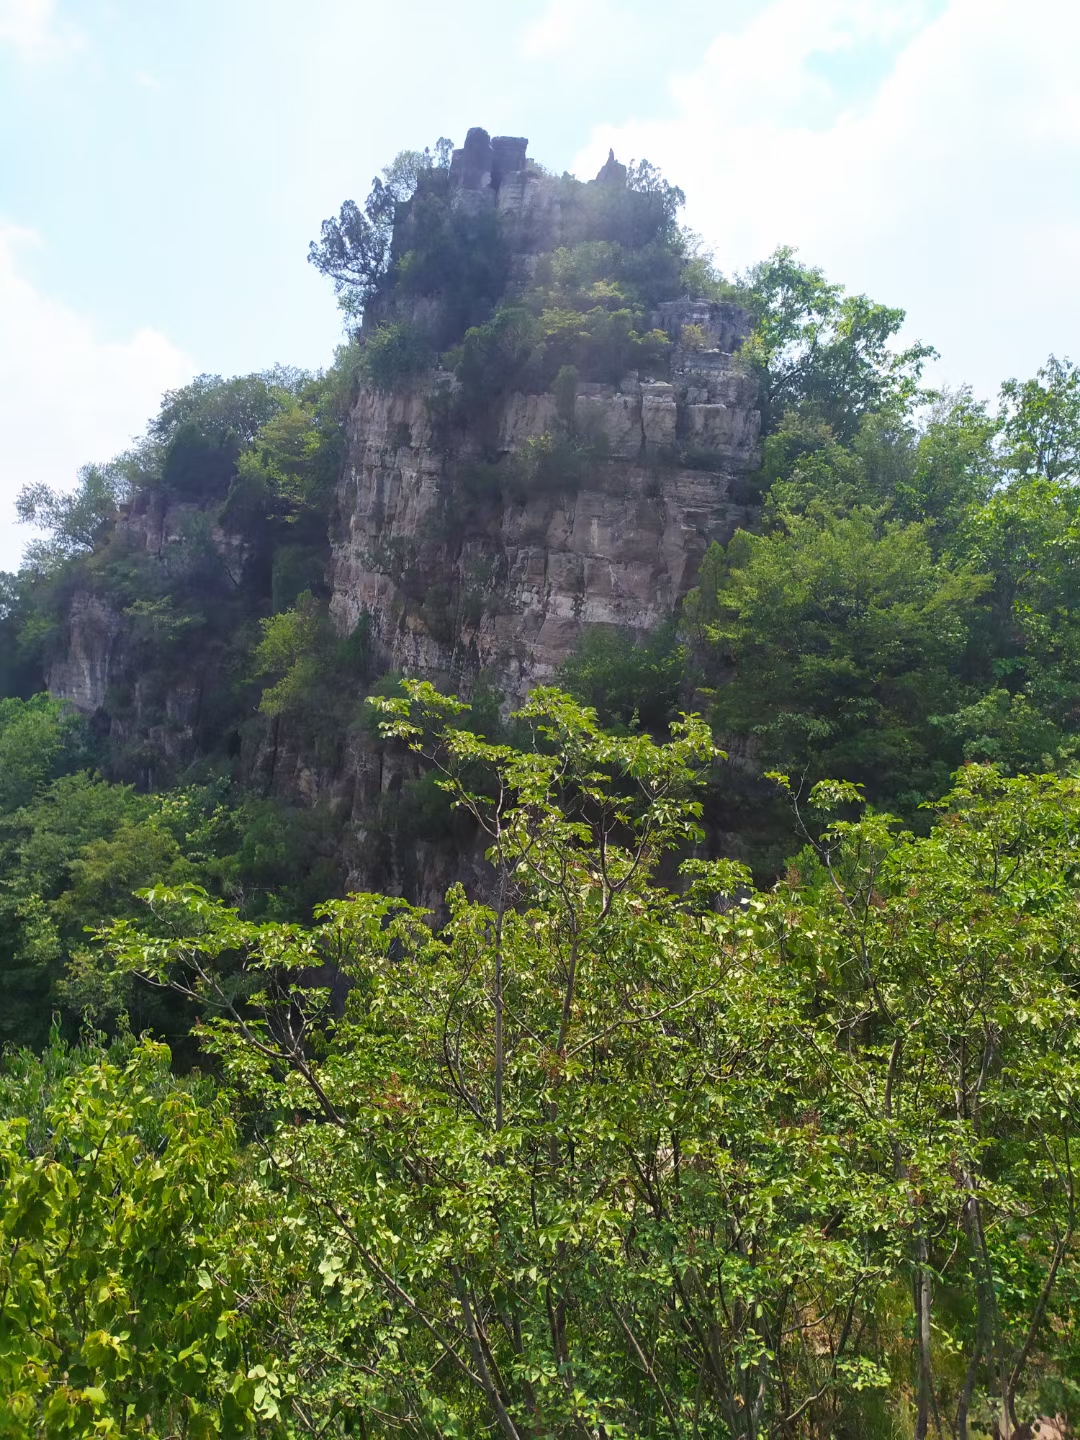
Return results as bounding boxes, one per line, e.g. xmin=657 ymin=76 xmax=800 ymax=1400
xmin=393 ymin=199 xmax=511 ymax=345
xmin=451 ymin=307 xmax=541 ymax=414
xmin=252 ymin=593 xmax=371 ymax=721
xmin=271 ymin=543 xmax=327 ymax=613
xmin=552 ymin=364 xmax=579 ymax=424
xmin=360 ymin=321 xmax=434 ymax=392
xmin=558 ymin=619 xmax=686 ymax=731
xmin=161 ymin=423 xmax=240 ymax=500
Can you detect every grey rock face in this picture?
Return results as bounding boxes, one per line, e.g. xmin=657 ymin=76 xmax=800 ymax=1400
xmin=448 ymin=129 xmax=532 ymax=204
xmin=595 ymin=148 xmax=628 ymax=186
xmin=654 ymin=300 xmax=753 ymax=355
xmin=329 ymin=347 xmax=761 ymax=705
xmin=47 ymin=593 xmax=124 ymax=713
xmin=331 ymin=130 xmax=762 ymax=702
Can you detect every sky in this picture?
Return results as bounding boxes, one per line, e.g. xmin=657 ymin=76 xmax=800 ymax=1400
xmin=1 ymin=0 xmax=1079 ymax=570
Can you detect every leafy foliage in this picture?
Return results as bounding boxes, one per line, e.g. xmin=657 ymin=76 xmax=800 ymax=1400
xmin=16 ymin=465 xmax=131 ymax=572
xmin=742 ymin=246 xmax=935 ymax=440
xmin=681 ymin=252 xmax=1080 ymax=840
xmin=0 ymin=1035 xmax=280 ymax=1438
xmin=252 ymin=592 xmax=371 ymax=723
xmin=308 ymin=140 xmax=456 ymax=320
xmin=357 ymin=319 xmax=435 ymax=391
xmin=91 ymin=689 xmax=1080 ymax=1439
xmin=689 ymin=510 xmax=990 ymax=806
xmin=999 ymin=353 xmax=1080 ymax=481
xmin=557 ymin=619 xmax=686 ymax=732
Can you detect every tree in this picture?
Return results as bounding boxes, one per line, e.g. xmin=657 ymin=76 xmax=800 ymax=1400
xmin=775 ymin=766 xmax=1080 ymax=1439
xmin=952 ymin=472 xmax=1080 ymax=766
xmin=0 ymin=770 xmax=215 ymax=1047
xmin=999 ymin=354 xmax=1080 ymax=483
xmin=557 ymin=619 xmax=686 ymax=732
xmin=0 ymin=694 xmax=83 ymax=812
xmin=0 ymin=1033 xmax=282 ymax=1438
xmin=16 ymin=463 xmax=130 ymax=570
xmin=688 ymin=509 xmax=990 ymax=806
xmin=102 ymin=688 xmax=1080 ymax=1437
xmin=897 ymin=388 xmax=1000 ymax=533
xmin=743 ymin=247 xmax=936 ymax=440
xmin=308 ymin=143 xmax=454 ymax=318
xmin=151 ymin=370 xmax=303 ymax=450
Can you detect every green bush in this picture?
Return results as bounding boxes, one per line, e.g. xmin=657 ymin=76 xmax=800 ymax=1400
xmin=458 ymin=431 xmax=600 ymax=509
xmin=359 ymin=320 xmax=434 ymax=392
xmin=271 ymin=543 xmax=327 ymax=613
xmin=393 ymin=198 xmax=511 ymax=345
xmin=451 ymin=306 xmax=541 ymax=414
xmin=552 ymin=363 xmax=579 ymax=424
xmin=558 ymin=619 xmax=686 ymax=731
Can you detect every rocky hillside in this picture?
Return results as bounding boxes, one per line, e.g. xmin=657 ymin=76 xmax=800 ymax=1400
xmin=331 ymin=348 xmax=759 ymax=706
xmin=8 ymin=121 xmax=1078 ymax=1041
xmin=43 ymin=129 xmax=759 ymax=764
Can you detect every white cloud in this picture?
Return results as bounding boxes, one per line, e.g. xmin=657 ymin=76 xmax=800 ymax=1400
xmin=518 ymin=0 xmax=692 ymax=73
xmin=0 ymin=225 xmax=192 ymax=571
xmin=520 ymin=0 xmax=578 ymax=58
xmin=0 ymin=0 xmax=80 ymax=60
xmin=576 ymin=0 xmax=1080 ymax=399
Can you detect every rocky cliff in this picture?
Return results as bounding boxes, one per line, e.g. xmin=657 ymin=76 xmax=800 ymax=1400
xmin=330 ymin=345 xmax=759 ymax=702
xmin=46 ymin=495 xmax=250 ymax=718
xmin=41 ymin=128 xmax=762 ymax=900
xmin=330 ymin=130 xmax=761 ymax=702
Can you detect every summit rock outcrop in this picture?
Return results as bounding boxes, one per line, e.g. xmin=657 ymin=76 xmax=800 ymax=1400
xmin=329 ymin=131 xmax=761 ymax=703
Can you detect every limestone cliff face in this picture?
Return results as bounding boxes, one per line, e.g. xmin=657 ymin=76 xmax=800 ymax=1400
xmin=47 ymin=593 xmax=125 ymax=714
xmin=47 ymin=492 xmax=251 ymax=718
xmin=45 ymin=491 xmax=257 ymax=786
xmin=329 ymin=306 xmax=761 ymax=702
xmin=45 ymin=125 xmax=762 ymax=901
xmin=329 ymin=127 xmax=762 ymax=698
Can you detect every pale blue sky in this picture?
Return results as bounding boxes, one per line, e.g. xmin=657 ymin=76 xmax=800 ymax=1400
xmin=2 ymin=0 xmax=1078 ymax=568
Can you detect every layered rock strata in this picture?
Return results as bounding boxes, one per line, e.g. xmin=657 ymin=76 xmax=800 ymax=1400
xmin=330 ymin=325 xmax=761 ymax=703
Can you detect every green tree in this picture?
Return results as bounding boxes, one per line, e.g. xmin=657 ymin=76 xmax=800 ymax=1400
xmin=101 ymin=689 xmax=1080 ymax=1438
xmin=743 ymin=247 xmax=936 ymax=440
xmin=687 ymin=509 xmax=990 ymax=806
xmin=948 ymin=472 xmax=1080 ymax=768
xmin=999 ymin=354 xmax=1080 ymax=482
xmin=0 ymin=1034 xmax=282 ymax=1438
xmin=558 ymin=619 xmax=686 ymax=731
xmin=0 ymin=695 xmax=83 ymax=812
xmin=308 ymin=141 xmax=455 ymax=319
xmin=16 ymin=464 xmax=130 ymax=571
xmin=0 ymin=772 xmax=220 ymax=1045
xmin=358 ymin=320 xmax=435 ymax=392
xmin=151 ymin=369 xmax=304 ymax=450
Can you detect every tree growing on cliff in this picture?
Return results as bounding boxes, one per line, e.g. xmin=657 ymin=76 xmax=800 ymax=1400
xmin=16 ymin=463 xmax=130 ymax=570
xmin=308 ymin=142 xmax=454 ymax=318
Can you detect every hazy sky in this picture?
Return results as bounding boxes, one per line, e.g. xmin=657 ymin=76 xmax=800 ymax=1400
xmin=2 ymin=0 xmax=1078 ymax=569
